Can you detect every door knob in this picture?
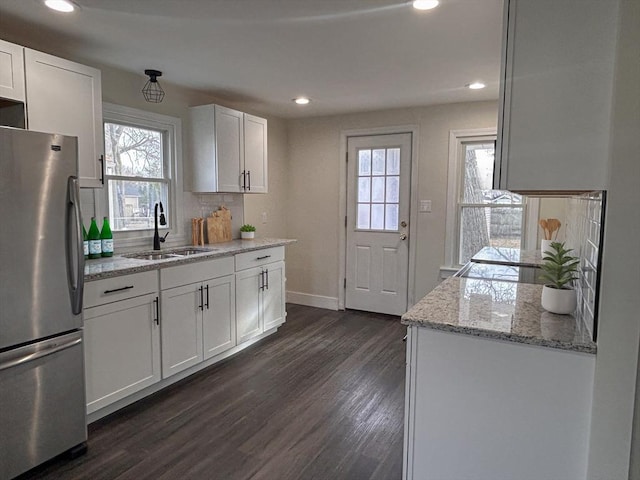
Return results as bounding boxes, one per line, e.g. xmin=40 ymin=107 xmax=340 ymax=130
xmin=400 ymin=233 xmax=407 ymax=240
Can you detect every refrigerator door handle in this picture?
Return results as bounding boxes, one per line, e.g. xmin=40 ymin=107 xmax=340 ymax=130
xmin=67 ymin=176 xmax=85 ymax=315
xmin=0 ymin=333 xmax=82 ymax=372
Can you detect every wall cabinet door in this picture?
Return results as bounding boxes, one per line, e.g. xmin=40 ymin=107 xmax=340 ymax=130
xmin=83 ymin=293 xmax=160 ymax=414
xmin=495 ymin=0 xmax=617 ymax=192
xmin=243 ymin=113 xmax=268 ymax=193
xmin=24 ymin=49 xmax=104 ymax=188
xmin=263 ymin=261 xmax=285 ymax=331
xmin=0 ymin=39 xmax=25 ymax=102
xmin=189 ymin=104 xmax=267 ymax=193
xmin=161 ymin=283 xmax=204 ymax=378
xmin=203 ymin=274 xmax=237 ymax=359
xmin=235 ymin=267 xmax=263 ymax=344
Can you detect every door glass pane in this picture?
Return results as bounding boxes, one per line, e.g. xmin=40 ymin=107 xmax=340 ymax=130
xmin=358 ymin=177 xmax=371 ymax=202
xmin=371 ymin=204 xmax=384 ymax=230
xmin=387 ymin=148 xmax=400 ymax=175
xmin=357 ymin=204 xmax=370 ymax=229
xmin=386 ymin=176 xmax=399 ymax=203
xmin=354 ymin=145 xmax=403 ymax=232
xmin=371 ymin=177 xmax=385 ymax=202
xmin=372 ymin=149 xmax=386 ymax=175
xmin=358 ymin=150 xmax=371 ymax=175
xmin=385 ymin=204 xmax=399 ymax=231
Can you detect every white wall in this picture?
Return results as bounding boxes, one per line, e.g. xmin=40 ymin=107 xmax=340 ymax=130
xmin=587 ymin=0 xmax=640 ymax=478
xmin=283 ymin=102 xmax=498 ymax=306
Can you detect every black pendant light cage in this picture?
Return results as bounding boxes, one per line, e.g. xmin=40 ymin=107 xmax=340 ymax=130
xmin=142 ymin=69 xmax=165 ymax=103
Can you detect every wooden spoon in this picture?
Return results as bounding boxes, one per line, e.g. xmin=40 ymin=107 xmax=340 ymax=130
xmin=548 ymin=218 xmax=562 ymax=240
xmin=539 ymin=219 xmax=549 ymax=240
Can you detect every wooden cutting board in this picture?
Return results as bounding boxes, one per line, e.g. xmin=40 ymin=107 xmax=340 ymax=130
xmin=207 ymin=207 xmax=232 ymax=243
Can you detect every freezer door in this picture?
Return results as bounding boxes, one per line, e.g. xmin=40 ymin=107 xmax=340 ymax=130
xmin=0 ymin=330 xmax=87 ymax=479
xmin=0 ymin=127 xmax=84 ymax=349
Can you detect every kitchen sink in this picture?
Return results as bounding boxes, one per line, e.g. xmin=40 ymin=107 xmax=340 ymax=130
xmin=124 ymin=247 xmax=217 ymax=261
xmin=126 ymin=252 xmax=182 ymax=261
xmin=167 ymin=247 xmax=214 ymax=256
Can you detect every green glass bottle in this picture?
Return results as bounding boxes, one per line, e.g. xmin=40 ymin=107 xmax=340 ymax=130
xmin=88 ymin=217 xmax=101 ymax=259
xmin=83 ymin=224 xmax=89 ymax=259
xmin=100 ymin=217 xmax=113 ymax=257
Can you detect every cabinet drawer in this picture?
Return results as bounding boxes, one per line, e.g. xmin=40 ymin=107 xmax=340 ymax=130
xmin=84 ymin=271 xmax=158 ymax=308
xmin=161 ymin=256 xmax=234 ymax=290
xmin=235 ymin=246 xmax=284 ymax=271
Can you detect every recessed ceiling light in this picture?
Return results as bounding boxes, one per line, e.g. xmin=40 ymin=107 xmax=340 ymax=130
xmin=44 ymin=0 xmax=76 ymax=12
xmin=467 ymin=82 xmax=486 ymax=90
xmin=413 ymin=0 xmax=440 ymax=10
xmin=293 ymin=97 xmax=310 ymax=105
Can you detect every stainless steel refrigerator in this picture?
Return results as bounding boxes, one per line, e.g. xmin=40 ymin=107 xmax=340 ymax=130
xmin=0 ymin=126 xmax=87 ymax=479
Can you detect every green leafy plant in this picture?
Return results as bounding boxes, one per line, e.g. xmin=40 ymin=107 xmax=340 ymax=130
xmin=240 ymin=224 xmax=256 ymax=232
xmin=540 ymin=241 xmax=580 ymax=289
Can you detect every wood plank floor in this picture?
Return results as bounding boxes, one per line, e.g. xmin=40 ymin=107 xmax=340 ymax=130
xmin=19 ymin=304 xmax=407 ymax=480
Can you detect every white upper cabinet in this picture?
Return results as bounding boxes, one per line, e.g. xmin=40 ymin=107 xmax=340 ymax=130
xmin=24 ymin=49 xmax=104 ymax=188
xmin=189 ymin=104 xmax=268 ymax=193
xmin=495 ymin=0 xmax=618 ymax=193
xmin=0 ymin=39 xmax=25 ymax=102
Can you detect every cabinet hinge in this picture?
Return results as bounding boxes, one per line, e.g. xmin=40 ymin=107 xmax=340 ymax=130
xmin=344 ymin=278 xmax=347 ymax=289
xmin=345 ymin=216 xmax=347 ymax=228
xmin=346 ymin=152 xmax=348 ymax=163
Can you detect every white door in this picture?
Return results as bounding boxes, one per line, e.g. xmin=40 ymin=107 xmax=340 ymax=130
xmin=243 ymin=113 xmax=268 ymax=193
xmin=346 ymin=133 xmax=412 ymax=315
xmin=263 ymin=261 xmax=286 ymax=331
xmin=215 ymin=105 xmax=244 ymax=192
xmin=202 ymin=275 xmax=236 ymax=359
xmin=235 ymin=268 xmax=263 ymax=344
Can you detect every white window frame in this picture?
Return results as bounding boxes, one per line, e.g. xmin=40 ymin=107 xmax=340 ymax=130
xmin=98 ymin=103 xmax=185 ymax=249
xmin=443 ymin=128 xmax=538 ymax=272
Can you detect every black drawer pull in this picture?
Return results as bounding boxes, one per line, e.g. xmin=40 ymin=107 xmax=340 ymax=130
xmin=256 ymin=255 xmax=271 ymax=260
xmin=104 ymin=285 xmax=134 ymax=294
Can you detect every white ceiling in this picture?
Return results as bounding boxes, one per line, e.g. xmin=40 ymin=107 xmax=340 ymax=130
xmin=0 ymin=0 xmax=503 ymax=118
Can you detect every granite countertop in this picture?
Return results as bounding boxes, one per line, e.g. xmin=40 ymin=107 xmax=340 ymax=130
xmin=471 ymin=247 xmax=544 ymax=267
xmin=402 ymin=277 xmax=596 ymax=354
xmin=84 ymin=238 xmax=296 ymax=281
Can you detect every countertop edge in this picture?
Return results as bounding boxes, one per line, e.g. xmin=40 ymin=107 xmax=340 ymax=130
xmin=84 ymin=238 xmax=297 ymax=282
xmin=400 ymin=318 xmax=597 ymax=354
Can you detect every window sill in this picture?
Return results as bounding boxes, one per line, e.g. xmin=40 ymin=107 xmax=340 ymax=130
xmin=439 ymin=266 xmax=462 ymax=279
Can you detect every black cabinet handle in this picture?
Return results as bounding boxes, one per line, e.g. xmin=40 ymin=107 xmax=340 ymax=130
xmin=256 ymin=255 xmax=271 ymax=260
xmin=199 ymin=285 xmax=204 ymax=310
xmin=259 ymin=270 xmax=265 ymax=291
xmin=153 ymin=296 xmax=159 ymax=325
xmin=265 ymin=268 xmax=269 ymax=290
xmin=205 ymin=284 xmax=210 ymax=309
xmin=241 ymin=170 xmax=246 ymax=190
xmin=99 ymin=155 xmax=105 ymax=185
xmin=247 ymin=170 xmax=251 ymax=191
xmin=104 ymin=285 xmax=134 ymax=294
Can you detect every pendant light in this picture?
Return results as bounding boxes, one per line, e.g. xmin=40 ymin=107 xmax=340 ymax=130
xmin=142 ymin=69 xmax=165 ymax=103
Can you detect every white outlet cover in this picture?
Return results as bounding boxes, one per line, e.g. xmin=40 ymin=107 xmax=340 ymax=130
xmin=420 ymin=200 xmax=432 ymax=213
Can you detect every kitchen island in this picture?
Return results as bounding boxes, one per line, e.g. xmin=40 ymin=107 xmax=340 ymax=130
xmin=401 ymin=274 xmax=596 ymax=480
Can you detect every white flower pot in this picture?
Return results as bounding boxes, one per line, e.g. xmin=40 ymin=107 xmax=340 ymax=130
xmin=240 ymin=231 xmax=255 ymax=239
xmin=541 ymin=285 xmax=577 ymax=315
xmin=541 ymin=239 xmax=553 ymax=255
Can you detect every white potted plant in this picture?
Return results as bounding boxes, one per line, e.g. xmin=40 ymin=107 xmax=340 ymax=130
xmin=240 ymin=224 xmax=256 ymax=239
xmin=540 ymin=241 xmax=580 ymax=315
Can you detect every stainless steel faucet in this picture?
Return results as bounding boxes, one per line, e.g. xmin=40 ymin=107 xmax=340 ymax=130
xmin=153 ymin=202 xmax=168 ymax=250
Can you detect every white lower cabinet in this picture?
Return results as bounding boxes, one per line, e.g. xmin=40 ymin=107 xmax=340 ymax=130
xmin=83 ymin=292 xmax=161 ymax=414
xmin=403 ymin=326 xmax=596 ymax=480
xmin=160 ymin=257 xmax=236 ymax=379
xmin=160 ymin=282 xmax=204 ymax=378
xmin=235 ymin=258 xmax=285 ymax=344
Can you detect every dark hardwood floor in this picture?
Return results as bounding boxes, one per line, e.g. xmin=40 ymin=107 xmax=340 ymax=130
xmin=19 ymin=304 xmax=407 ymax=480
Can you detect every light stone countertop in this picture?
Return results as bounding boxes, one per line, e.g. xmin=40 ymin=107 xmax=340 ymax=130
xmin=84 ymin=238 xmax=296 ymax=282
xmin=402 ymin=277 xmax=596 ymax=354
xmin=471 ymin=247 xmax=544 ymax=267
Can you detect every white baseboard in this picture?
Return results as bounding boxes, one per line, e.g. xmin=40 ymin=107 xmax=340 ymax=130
xmin=287 ymin=290 xmax=339 ymax=310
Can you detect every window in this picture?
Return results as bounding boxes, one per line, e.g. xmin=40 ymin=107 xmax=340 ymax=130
xmin=101 ymin=103 xmax=183 ymax=246
xmin=356 ymin=147 xmax=400 ymax=231
xmin=445 ymin=129 xmax=529 ymax=267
